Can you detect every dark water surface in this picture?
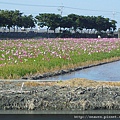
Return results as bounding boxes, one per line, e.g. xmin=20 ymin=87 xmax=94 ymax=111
xmin=0 ymin=110 xmax=120 ymax=114
xmin=41 ymin=61 xmax=120 ymax=81
xmin=1 ymin=110 xmax=120 ymax=120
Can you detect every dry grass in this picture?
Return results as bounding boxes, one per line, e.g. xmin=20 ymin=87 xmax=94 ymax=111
xmin=24 ymin=81 xmax=57 ymax=87
xmin=1 ymin=78 xmax=120 ymax=88
xmin=16 ymin=78 xmax=120 ymax=88
xmin=55 ymin=78 xmax=120 ymax=87
xmin=56 ymin=78 xmax=99 ymax=87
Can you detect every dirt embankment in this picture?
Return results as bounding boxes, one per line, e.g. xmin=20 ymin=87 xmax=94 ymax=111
xmin=1 ymin=79 xmax=120 ymax=110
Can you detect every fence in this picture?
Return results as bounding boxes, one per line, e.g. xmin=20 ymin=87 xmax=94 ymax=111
xmin=0 ymin=31 xmax=118 ymax=39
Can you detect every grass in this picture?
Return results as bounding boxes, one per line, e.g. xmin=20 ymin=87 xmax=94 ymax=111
xmin=1 ymin=38 xmax=120 ymax=79
xmin=13 ymin=78 xmax=120 ymax=87
xmin=55 ymin=78 xmax=120 ymax=87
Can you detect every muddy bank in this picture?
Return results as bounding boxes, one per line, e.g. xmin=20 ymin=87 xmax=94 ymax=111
xmin=0 ymin=81 xmax=120 ymax=110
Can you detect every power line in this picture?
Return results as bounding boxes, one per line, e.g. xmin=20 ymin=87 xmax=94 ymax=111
xmin=65 ymin=6 xmax=113 ymax=13
xmin=58 ymin=4 xmax=64 ymax=16
xmin=0 ymin=1 xmax=59 ymax=8
xmin=1 ymin=1 xmax=120 ymax=14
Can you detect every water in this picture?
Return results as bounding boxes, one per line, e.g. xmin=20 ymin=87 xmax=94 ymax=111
xmin=1 ymin=61 xmax=120 ymax=118
xmin=0 ymin=110 xmax=120 ymax=114
xmin=1 ymin=110 xmax=120 ymax=120
xmin=41 ymin=61 xmax=120 ymax=81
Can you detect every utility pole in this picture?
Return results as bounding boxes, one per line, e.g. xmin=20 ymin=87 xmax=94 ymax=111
xmin=58 ymin=4 xmax=64 ymax=16
xmin=58 ymin=4 xmax=64 ymax=33
xmin=112 ymin=11 xmax=115 ymax=20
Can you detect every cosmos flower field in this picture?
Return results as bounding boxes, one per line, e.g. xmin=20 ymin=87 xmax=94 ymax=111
xmin=1 ymin=38 xmax=120 ymax=79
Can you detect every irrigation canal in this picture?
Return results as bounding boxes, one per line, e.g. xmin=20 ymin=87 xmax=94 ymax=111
xmin=1 ymin=61 xmax=120 ymax=116
xmin=40 ymin=60 xmax=120 ymax=81
xmin=1 ymin=60 xmax=120 ymax=82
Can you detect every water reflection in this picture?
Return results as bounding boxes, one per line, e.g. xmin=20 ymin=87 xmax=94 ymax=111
xmin=41 ymin=61 xmax=120 ymax=81
xmin=0 ymin=110 xmax=120 ymax=114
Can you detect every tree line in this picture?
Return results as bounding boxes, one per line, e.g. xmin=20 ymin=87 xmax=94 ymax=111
xmin=0 ymin=9 xmax=117 ymax=33
xmin=0 ymin=10 xmax=35 ymax=32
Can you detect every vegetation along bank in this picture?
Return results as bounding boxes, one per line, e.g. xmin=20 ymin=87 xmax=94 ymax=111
xmin=1 ymin=38 xmax=120 ymax=79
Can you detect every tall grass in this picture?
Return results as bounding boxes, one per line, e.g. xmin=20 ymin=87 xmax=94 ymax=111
xmin=1 ymin=38 xmax=120 ymax=79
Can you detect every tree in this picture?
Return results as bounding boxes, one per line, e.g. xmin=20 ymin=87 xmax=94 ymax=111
xmin=0 ymin=10 xmax=13 ymax=31
xmin=76 ymin=15 xmax=84 ymax=32
xmin=0 ymin=10 xmax=23 ymax=32
xmin=0 ymin=10 xmax=117 ymax=34
xmin=48 ymin=14 xmax=61 ymax=33
xmin=60 ymin=16 xmax=73 ymax=31
xmin=0 ymin=10 xmax=35 ymax=32
xmin=36 ymin=13 xmax=61 ymax=33
xmin=68 ymin=14 xmax=79 ymax=33
xmin=21 ymin=15 xmax=35 ymax=29
xmin=86 ymin=16 xmax=96 ymax=32
xmin=0 ymin=10 xmax=7 ymax=27
xmin=110 ymin=20 xmax=117 ymax=31
xmin=11 ymin=10 xmax=23 ymax=32
xmin=35 ymin=13 xmax=50 ymax=33
xmin=95 ymin=16 xmax=105 ymax=33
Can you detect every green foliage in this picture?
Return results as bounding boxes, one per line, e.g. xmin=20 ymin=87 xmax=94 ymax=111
xmin=0 ymin=38 xmax=120 ymax=79
xmin=0 ymin=10 xmax=35 ymax=32
xmin=0 ymin=9 xmax=117 ymax=33
xmin=35 ymin=13 xmax=61 ymax=33
xmin=35 ymin=13 xmax=117 ymax=33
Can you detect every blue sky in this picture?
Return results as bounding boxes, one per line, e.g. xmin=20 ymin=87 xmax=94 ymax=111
xmin=0 ymin=0 xmax=120 ymax=29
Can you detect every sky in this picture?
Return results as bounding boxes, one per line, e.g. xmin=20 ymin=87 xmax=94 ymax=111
xmin=0 ymin=0 xmax=120 ymax=29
